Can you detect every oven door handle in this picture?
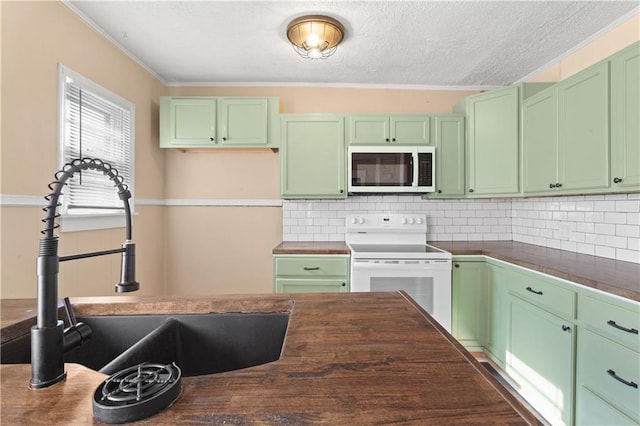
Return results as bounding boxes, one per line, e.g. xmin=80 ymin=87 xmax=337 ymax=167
xmin=352 ymin=260 xmax=449 ymax=268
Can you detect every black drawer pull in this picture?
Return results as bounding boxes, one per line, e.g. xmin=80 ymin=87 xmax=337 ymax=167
xmin=607 ymin=369 xmax=638 ymax=389
xmin=607 ymin=320 xmax=639 ymax=334
xmin=303 ymin=266 xmax=320 ymax=271
xmin=561 ymin=325 xmax=571 ymax=332
xmin=526 ymin=286 xmax=543 ymax=295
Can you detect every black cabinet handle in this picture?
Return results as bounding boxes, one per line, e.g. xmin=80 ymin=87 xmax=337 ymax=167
xmin=526 ymin=286 xmax=543 ymax=295
xmin=303 ymin=266 xmax=320 ymax=271
xmin=607 ymin=320 xmax=639 ymax=334
xmin=222 ymin=137 xmax=227 ymax=141
xmin=556 ymin=183 xmax=562 ymax=188
xmin=454 ymin=264 xmax=460 ymax=268
xmin=437 ymin=189 xmax=442 ymax=194
xmin=341 ymin=282 xmax=346 ymax=287
xmin=340 ymin=189 xmax=344 ymax=194
xmin=469 ymin=189 xmax=474 ymax=193
xmin=607 ymin=369 xmax=638 ymax=389
xmin=385 ymin=138 xmax=390 ymax=142
xmin=392 ymin=138 xmax=396 ymax=142
xmin=613 ymin=177 xmax=623 ymax=183
xmin=549 ymin=183 xmax=556 ymax=189
xmin=561 ymin=325 xmax=571 ymax=332
xmin=210 ymin=137 xmax=214 ymax=141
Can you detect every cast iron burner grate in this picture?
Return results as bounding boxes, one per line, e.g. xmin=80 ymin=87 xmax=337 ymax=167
xmin=93 ymin=362 xmax=182 ymax=424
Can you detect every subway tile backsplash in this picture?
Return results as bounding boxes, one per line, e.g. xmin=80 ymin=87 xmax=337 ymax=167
xmin=282 ymin=193 xmax=640 ymax=264
xmin=512 ymin=193 xmax=640 ymax=264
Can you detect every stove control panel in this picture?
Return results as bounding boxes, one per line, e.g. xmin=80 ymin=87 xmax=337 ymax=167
xmin=346 ymin=214 xmax=427 ymax=232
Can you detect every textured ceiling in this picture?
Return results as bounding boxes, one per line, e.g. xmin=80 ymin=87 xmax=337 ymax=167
xmin=66 ymin=1 xmax=638 ymax=88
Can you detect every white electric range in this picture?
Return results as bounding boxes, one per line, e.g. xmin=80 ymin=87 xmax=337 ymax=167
xmin=346 ymin=213 xmax=452 ymax=332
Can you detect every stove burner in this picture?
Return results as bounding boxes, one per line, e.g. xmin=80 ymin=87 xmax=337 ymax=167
xmin=93 ymin=362 xmax=182 ymax=424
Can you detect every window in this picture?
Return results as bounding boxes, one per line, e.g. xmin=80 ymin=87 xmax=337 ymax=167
xmin=58 ymin=65 xmax=135 ymax=232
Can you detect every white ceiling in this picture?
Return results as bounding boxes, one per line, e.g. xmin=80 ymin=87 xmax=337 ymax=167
xmin=66 ymin=1 xmax=638 ymax=89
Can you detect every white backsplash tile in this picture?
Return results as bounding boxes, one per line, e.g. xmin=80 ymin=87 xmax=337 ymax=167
xmin=283 ymin=192 xmax=640 ymax=264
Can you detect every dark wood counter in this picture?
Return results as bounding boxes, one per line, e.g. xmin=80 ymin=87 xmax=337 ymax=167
xmin=431 ymin=240 xmax=640 ymax=302
xmin=1 ymin=293 xmax=538 ymax=425
xmin=272 ymin=241 xmax=350 ymax=255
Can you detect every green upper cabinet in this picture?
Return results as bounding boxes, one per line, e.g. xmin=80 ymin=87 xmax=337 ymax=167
xmin=523 ymin=62 xmax=611 ymax=195
xmin=426 ymin=114 xmax=465 ymax=197
xmin=280 ymin=114 xmax=346 ymax=199
xmin=611 ymin=41 xmax=640 ymax=191
xmin=161 ymin=97 xmax=217 ymax=147
xmin=217 ymin=98 xmax=268 ymax=146
xmin=347 ymin=114 xmax=430 ymax=145
xmin=522 ymin=88 xmax=559 ymax=193
xmin=456 ymin=83 xmax=550 ymax=197
xmin=160 ymin=96 xmax=279 ymax=148
xmin=557 ymin=61 xmax=610 ymax=192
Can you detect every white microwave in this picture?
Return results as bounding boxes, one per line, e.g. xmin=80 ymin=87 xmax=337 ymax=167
xmin=348 ymin=146 xmax=435 ymax=193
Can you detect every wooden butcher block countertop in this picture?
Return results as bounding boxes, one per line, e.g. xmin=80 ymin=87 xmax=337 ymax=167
xmin=431 ymin=240 xmax=640 ymax=302
xmin=1 ymin=293 xmax=539 ymax=425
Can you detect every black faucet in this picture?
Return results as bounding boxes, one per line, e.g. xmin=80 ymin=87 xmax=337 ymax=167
xmin=30 ymin=158 xmax=140 ymax=389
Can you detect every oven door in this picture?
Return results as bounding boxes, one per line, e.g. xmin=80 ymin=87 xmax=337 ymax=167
xmin=350 ymin=259 xmax=451 ymax=332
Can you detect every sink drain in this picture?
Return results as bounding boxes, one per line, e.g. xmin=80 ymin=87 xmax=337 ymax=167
xmin=93 ymin=362 xmax=182 ymax=424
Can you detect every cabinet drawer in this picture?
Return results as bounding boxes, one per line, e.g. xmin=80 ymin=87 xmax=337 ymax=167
xmin=508 ymin=270 xmax=576 ymax=318
xmin=579 ymin=294 xmax=639 ymax=350
xmin=578 ymin=328 xmax=639 ymax=421
xmin=275 ymin=278 xmax=348 ymax=293
xmin=576 ymin=386 xmax=637 ymax=425
xmin=275 ymin=256 xmax=349 ymax=277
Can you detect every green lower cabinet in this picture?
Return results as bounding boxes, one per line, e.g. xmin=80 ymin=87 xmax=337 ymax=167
xmin=275 ymin=278 xmax=348 ymax=293
xmin=273 ymin=255 xmax=349 ymax=294
xmin=576 ymin=328 xmax=640 ymax=424
xmin=484 ymin=263 xmax=511 ymax=368
xmin=452 ymin=261 xmax=487 ymax=351
xmin=507 ymin=296 xmax=575 ymax=426
xmin=576 ymin=386 xmax=638 ymax=426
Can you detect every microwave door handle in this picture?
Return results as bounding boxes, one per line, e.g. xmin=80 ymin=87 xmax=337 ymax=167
xmin=411 ymin=154 xmax=417 ymax=188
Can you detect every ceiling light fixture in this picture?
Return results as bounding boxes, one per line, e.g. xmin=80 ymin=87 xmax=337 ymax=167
xmin=286 ymin=15 xmax=345 ymax=60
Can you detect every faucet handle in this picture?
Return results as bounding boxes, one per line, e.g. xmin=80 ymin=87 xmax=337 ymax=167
xmin=62 ymin=296 xmax=92 ymax=352
xmin=63 ymin=296 xmax=77 ymax=326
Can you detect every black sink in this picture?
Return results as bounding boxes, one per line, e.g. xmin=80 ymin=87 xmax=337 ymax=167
xmin=1 ymin=313 xmax=289 ymax=377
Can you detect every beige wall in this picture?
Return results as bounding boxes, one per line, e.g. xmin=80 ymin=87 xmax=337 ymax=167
xmin=1 ymin=1 xmax=166 ymax=298
xmin=527 ymin=12 xmax=639 ymax=82
xmin=162 ymin=86 xmax=472 ymax=296
xmin=1 ymin=2 xmax=638 ymax=299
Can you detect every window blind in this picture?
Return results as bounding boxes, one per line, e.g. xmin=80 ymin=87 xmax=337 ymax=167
xmin=60 ymin=67 xmax=134 ymax=216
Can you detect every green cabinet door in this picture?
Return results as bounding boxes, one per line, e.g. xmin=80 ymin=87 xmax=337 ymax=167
xmin=161 ymin=97 xmax=217 ymax=147
xmin=485 ymin=263 xmax=511 ymax=368
xmin=557 ymin=61 xmax=610 ymax=192
xmin=427 ymin=115 xmax=465 ymax=197
xmin=390 ymin=115 xmax=431 ymax=145
xmin=508 ymin=296 xmax=575 ymax=426
xmin=347 ymin=115 xmax=390 ymax=144
xmin=466 ymin=86 xmax=520 ymax=196
xmin=452 ymin=261 xmax=487 ymax=351
xmin=611 ymin=41 xmax=640 ymax=191
xmin=218 ymin=98 xmax=268 ymax=146
xmin=347 ymin=115 xmax=430 ymax=145
xmin=522 ymin=88 xmax=559 ymax=194
xmin=280 ymin=114 xmax=346 ymax=199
